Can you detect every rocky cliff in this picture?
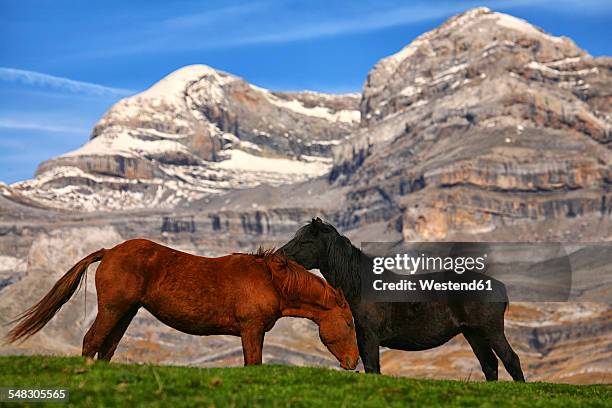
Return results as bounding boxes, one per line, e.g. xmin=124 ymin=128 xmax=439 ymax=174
xmin=331 ymin=7 xmax=611 ymax=240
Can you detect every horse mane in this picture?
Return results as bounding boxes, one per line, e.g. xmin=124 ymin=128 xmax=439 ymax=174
xmin=311 ymin=220 xmax=364 ymax=300
xmin=253 ymin=247 xmax=334 ymax=307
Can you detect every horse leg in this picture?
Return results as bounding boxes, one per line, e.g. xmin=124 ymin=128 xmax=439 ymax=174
xmin=83 ymin=257 xmax=144 ymax=360
xmin=240 ymin=326 xmax=265 ymax=366
xmin=356 ymin=328 xmax=381 ymax=373
xmin=82 ymin=308 xmax=125 ymax=359
xmin=489 ymin=332 xmax=525 ymax=382
xmin=82 ymin=296 xmax=139 ymax=359
xmin=463 ymin=329 xmax=498 ymax=381
xmin=97 ymin=305 xmax=139 ymax=361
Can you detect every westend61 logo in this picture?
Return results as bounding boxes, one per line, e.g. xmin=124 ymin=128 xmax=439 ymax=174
xmin=360 ymin=242 xmax=612 ymax=303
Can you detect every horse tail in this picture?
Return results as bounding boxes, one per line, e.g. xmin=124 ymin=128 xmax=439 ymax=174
xmin=5 ymin=248 xmax=106 ymax=344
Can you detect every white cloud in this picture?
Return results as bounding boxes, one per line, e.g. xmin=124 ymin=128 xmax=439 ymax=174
xmin=76 ymin=0 xmax=609 ymax=56
xmin=221 ymin=5 xmax=460 ymax=46
xmin=0 ymin=118 xmax=87 ymax=134
xmin=213 ymin=0 xmax=606 ymax=47
xmin=162 ymin=2 xmax=270 ymax=29
xmin=0 ymin=67 xmax=133 ymax=97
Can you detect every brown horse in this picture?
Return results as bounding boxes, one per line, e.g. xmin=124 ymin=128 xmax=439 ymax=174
xmin=6 ymin=239 xmax=359 ymax=369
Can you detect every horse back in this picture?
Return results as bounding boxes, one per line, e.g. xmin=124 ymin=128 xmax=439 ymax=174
xmin=100 ymin=239 xmax=273 ymax=286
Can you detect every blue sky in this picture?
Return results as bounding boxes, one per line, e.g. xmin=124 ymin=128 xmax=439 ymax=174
xmin=1 ymin=0 xmax=611 ymax=183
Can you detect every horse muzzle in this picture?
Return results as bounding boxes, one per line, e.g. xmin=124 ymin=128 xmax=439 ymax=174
xmin=341 ymin=355 xmax=358 ymax=370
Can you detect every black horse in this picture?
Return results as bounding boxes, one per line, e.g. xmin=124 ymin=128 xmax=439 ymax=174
xmin=279 ymin=218 xmax=525 ymax=381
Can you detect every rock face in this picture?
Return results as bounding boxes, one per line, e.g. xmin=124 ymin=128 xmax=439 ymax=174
xmin=331 ymin=7 xmax=612 ymax=240
xmin=11 ymin=65 xmax=359 ymax=211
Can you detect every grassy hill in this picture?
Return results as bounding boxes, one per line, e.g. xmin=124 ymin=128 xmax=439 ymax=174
xmin=0 ymin=356 xmax=609 ymax=407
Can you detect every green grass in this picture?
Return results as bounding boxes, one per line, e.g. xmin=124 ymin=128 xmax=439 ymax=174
xmin=0 ymin=356 xmax=609 ymax=407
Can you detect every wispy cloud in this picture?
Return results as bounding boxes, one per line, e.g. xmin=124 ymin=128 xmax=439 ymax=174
xmin=0 ymin=67 xmax=134 ymax=97
xmin=76 ymin=1 xmax=471 ymax=56
xmin=0 ymin=118 xmax=88 ymax=134
xmin=217 ymin=4 xmax=464 ymax=47
xmin=161 ymin=1 xmax=271 ymax=29
xmin=193 ymin=0 xmax=610 ymax=48
xmin=73 ymin=0 xmax=611 ymax=57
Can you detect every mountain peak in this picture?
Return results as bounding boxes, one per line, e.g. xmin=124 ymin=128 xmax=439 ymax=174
xmin=439 ymin=7 xmax=568 ymax=44
xmin=362 ymin=8 xmax=585 ymax=126
xmin=138 ymin=64 xmax=238 ymax=101
xmin=373 ymin=8 xmax=575 ymax=81
xmin=11 ymin=64 xmax=359 ymax=211
xmin=332 ymin=8 xmax=610 ymax=240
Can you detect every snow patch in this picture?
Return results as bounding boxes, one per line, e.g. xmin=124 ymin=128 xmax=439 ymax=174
xmin=140 ymin=64 xmax=236 ymax=100
xmin=62 ymin=129 xmax=192 ymax=158
xmin=217 ymin=149 xmax=330 ymax=175
xmin=238 ymin=140 xmax=262 ymax=151
xmin=257 ymin=90 xmax=359 ymax=123
xmin=0 ymin=255 xmax=27 ymax=272
xmin=546 ymin=56 xmax=584 ymax=67
xmin=400 ymin=85 xmax=421 ymax=98
xmin=309 ymin=139 xmax=341 ymax=146
xmin=490 ymin=13 xmax=564 ymax=43
xmin=525 ymin=61 xmax=599 ymax=77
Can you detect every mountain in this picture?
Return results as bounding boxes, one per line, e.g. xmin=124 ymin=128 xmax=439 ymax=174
xmin=1 ymin=8 xmax=611 ymax=384
xmin=331 ymin=7 xmax=611 ymax=241
xmin=8 ymin=65 xmax=359 ymax=211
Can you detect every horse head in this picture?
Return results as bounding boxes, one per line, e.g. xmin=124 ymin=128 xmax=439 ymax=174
xmin=279 ymin=217 xmax=340 ymax=270
xmin=317 ymin=287 xmax=359 ymax=370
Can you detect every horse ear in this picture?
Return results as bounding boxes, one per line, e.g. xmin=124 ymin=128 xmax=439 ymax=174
xmin=312 ymin=217 xmax=326 ymax=233
xmin=335 ymin=288 xmax=347 ymax=307
xmin=311 ymin=218 xmax=321 ymax=233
